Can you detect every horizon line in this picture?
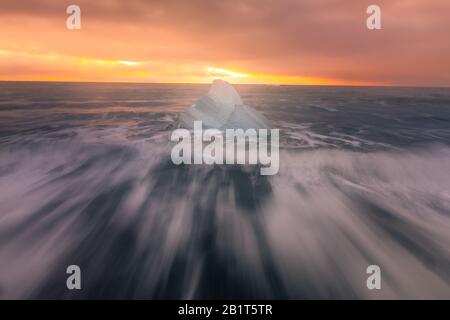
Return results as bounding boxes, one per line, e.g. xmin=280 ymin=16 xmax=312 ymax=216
xmin=0 ymin=79 xmax=449 ymax=89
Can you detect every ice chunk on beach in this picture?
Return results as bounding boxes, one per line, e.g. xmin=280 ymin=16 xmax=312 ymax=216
xmin=208 ymin=79 xmax=243 ymax=112
xmin=178 ymin=79 xmax=271 ymax=130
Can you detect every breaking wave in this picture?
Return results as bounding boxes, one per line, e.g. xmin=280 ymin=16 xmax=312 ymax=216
xmin=1 ymin=126 xmax=450 ymax=299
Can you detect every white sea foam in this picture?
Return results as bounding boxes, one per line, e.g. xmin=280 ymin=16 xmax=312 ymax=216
xmin=1 ymin=133 xmax=449 ymax=298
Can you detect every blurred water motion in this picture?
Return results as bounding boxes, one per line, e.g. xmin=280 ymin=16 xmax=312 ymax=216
xmin=1 ymin=82 xmax=450 ymax=299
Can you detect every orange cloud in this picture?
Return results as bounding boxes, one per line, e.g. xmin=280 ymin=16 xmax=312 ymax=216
xmin=0 ymin=0 xmax=449 ymax=86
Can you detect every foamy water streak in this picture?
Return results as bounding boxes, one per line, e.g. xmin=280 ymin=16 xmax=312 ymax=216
xmin=1 ymin=132 xmax=450 ymax=298
xmin=0 ymin=83 xmax=450 ymax=298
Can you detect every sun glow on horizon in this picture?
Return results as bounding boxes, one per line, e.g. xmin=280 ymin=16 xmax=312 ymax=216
xmin=117 ymin=60 xmax=140 ymax=66
xmin=206 ymin=67 xmax=249 ymax=79
xmin=0 ymin=1 xmax=449 ymax=87
xmin=0 ymin=49 xmax=385 ymax=86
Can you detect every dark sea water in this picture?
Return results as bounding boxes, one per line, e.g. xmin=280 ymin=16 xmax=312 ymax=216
xmin=0 ymin=82 xmax=450 ymax=299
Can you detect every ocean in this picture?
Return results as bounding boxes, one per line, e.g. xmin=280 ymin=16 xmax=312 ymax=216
xmin=0 ymin=82 xmax=450 ymax=299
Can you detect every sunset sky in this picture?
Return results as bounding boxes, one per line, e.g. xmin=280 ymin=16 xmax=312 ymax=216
xmin=0 ymin=0 xmax=449 ymax=86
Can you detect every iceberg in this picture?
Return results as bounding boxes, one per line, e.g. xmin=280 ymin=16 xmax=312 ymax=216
xmin=177 ymin=80 xmax=271 ymax=130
